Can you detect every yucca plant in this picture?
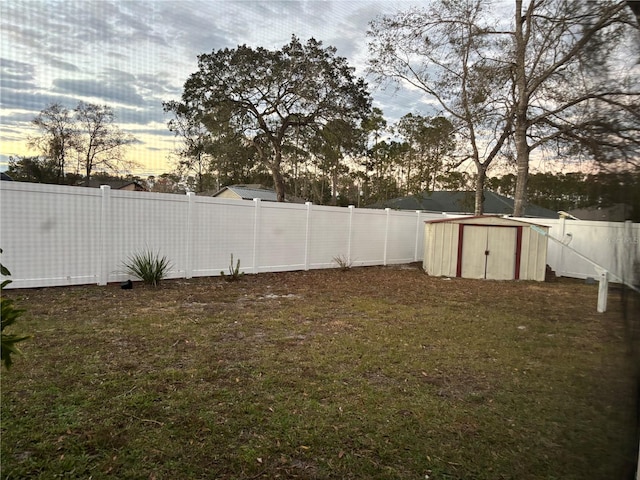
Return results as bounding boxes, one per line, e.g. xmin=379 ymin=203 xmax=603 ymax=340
xmin=123 ymin=249 xmax=172 ymax=287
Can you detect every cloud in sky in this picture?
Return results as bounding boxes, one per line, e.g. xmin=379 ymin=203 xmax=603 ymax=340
xmin=1 ymin=0 xmax=434 ymax=175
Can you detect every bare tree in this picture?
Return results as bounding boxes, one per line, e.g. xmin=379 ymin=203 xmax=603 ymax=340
xmin=510 ymin=0 xmax=640 ymax=216
xmin=28 ymin=103 xmax=78 ymax=183
xmin=74 ymin=102 xmax=137 ymax=184
xmin=368 ymin=0 xmax=514 ymax=214
xmin=369 ymin=0 xmax=639 ymax=216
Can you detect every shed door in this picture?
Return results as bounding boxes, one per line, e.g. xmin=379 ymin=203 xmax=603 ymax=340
xmin=460 ymin=226 xmax=517 ymax=280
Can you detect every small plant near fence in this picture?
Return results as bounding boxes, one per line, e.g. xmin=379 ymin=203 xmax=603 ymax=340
xmin=333 ymin=254 xmax=353 ymax=271
xmin=123 ymin=249 xmax=172 ymax=287
xmin=1 ymin=249 xmax=30 ymax=369
xmin=221 ymin=254 xmax=244 ymax=282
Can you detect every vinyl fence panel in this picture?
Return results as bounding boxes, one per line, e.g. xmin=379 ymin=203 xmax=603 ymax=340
xmin=189 ymin=195 xmax=256 ymax=277
xmin=1 ymin=182 xmax=638 ymax=289
xmin=1 ymin=182 xmax=102 ymax=288
xmin=307 ymin=204 xmax=352 ymax=269
xmin=257 ymin=201 xmax=308 ymax=272
xmin=349 ymin=208 xmax=389 ymax=266
xmin=104 ymin=187 xmax=190 ymax=283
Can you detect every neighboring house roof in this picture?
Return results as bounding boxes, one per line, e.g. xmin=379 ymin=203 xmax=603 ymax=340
xmin=1 ymin=172 xmax=14 ymax=181
xmin=368 ymin=190 xmax=558 ymax=218
xmin=214 ymin=185 xmax=278 ymax=201
xmin=78 ymin=179 xmax=148 ymax=191
xmin=568 ymin=203 xmax=632 ymax=222
xmin=209 ymin=185 xmax=305 ymax=203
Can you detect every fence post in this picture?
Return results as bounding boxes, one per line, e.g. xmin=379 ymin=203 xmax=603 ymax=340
xmin=252 ymin=198 xmax=261 ymax=274
xmin=558 ymin=216 xmax=566 ymax=277
xmin=304 ymin=202 xmax=312 ymax=271
xmin=185 ymin=192 xmax=195 ymax=279
xmin=98 ymin=185 xmax=111 ymax=286
xmin=414 ymin=210 xmax=422 ymax=262
xmin=348 ymin=205 xmax=354 ymax=263
xmin=383 ymin=208 xmax=391 ymax=266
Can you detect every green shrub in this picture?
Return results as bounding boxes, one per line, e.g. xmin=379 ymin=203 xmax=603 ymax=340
xmin=221 ymin=254 xmax=244 ymax=282
xmin=1 ymin=249 xmax=30 ymax=369
xmin=123 ymin=249 xmax=172 ymax=287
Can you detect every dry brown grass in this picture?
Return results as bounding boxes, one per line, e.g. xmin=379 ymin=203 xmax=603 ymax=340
xmin=1 ymin=265 xmax=638 ymax=479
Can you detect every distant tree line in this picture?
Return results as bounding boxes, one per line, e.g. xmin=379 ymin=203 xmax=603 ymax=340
xmin=487 ymin=170 xmax=640 ymax=221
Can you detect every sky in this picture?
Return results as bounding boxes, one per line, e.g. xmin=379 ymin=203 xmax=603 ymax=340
xmin=0 ymin=0 xmax=436 ymax=177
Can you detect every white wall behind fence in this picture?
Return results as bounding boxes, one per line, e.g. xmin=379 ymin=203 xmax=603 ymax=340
xmin=1 ymin=181 xmax=638 ymax=289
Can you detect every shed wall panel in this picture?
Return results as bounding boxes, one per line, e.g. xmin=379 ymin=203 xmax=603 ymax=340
xmin=441 ymin=223 xmax=459 ymax=276
xmin=423 ymin=223 xmax=458 ymax=277
xmin=518 ymin=228 xmax=548 ymax=281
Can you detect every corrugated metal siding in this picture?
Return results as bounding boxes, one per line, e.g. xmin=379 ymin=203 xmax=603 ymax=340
xmin=423 ymin=222 xmax=458 ymax=277
xmin=518 ymin=227 xmax=548 ymax=281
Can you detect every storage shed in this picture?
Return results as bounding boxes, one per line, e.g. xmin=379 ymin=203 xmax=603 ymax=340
xmin=423 ymin=216 xmax=549 ymax=281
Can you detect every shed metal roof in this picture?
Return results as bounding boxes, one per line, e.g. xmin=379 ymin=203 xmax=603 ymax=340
xmin=424 ymin=214 xmax=549 ymax=228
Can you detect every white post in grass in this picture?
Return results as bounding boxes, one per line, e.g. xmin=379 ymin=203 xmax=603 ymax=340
xmin=595 ymin=267 xmax=609 ymax=313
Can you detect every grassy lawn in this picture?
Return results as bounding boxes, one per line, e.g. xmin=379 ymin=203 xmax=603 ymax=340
xmin=1 ymin=265 xmax=638 ymax=479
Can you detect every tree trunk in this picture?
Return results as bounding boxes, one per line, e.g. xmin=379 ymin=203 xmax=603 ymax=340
xmin=512 ymin=0 xmax=529 ymax=218
xmin=271 ymin=149 xmax=285 ymax=202
xmin=272 ymin=169 xmax=285 ymax=202
xmin=474 ymin=166 xmax=486 ymax=216
xmin=330 ymin=168 xmax=338 ymax=206
xmin=261 ymin=142 xmax=285 ymax=202
xmin=85 ymin=156 xmax=92 ymax=186
xmin=513 ymin=124 xmax=529 ymax=217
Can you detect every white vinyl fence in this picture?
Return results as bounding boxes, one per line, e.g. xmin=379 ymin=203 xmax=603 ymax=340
xmin=1 ymin=181 xmax=638 ymax=289
xmin=514 ymin=216 xmax=640 ymax=286
xmin=0 ymin=182 xmax=441 ymax=289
